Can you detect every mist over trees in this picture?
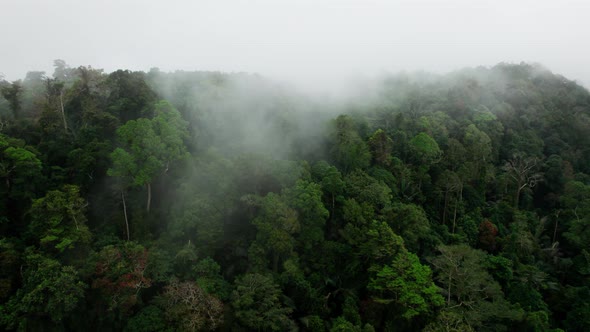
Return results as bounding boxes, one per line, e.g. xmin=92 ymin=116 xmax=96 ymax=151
xmin=1 ymin=61 xmax=590 ymax=331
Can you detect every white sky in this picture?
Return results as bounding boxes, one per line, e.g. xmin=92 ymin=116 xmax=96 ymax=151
xmin=1 ymin=0 xmax=589 ymax=92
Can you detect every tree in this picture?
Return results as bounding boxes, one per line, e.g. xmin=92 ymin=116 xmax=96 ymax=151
xmin=344 ymin=170 xmax=392 ymax=209
xmin=478 ymin=220 xmax=498 ymax=252
xmin=231 ymin=273 xmax=294 ymax=331
xmin=92 ymin=242 xmax=151 ymax=316
xmin=247 ymin=192 xmax=299 ymax=273
xmin=0 ymin=134 xmax=43 ymax=199
xmin=44 ymin=77 xmax=68 ymax=135
xmin=125 ymin=305 xmax=170 ymax=332
xmin=430 ymin=245 xmax=522 ymax=331
xmin=285 ymin=180 xmax=329 ymax=252
xmin=330 ymin=115 xmax=371 ymax=172
xmin=0 ymin=250 xmax=86 ymax=330
xmin=409 ymin=132 xmax=441 ymax=191
xmin=368 ymin=129 xmax=393 ymax=166
xmin=561 ymin=181 xmax=590 ymax=251
xmin=52 ymin=59 xmax=75 ymax=83
xmin=28 ymin=185 xmax=91 ymax=255
xmin=158 ymin=280 xmax=224 ymax=331
xmin=423 ymin=310 xmax=475 ymax=332
xmin=312 ymin=161 xmax=344 ymax=218
xmin=0 ymin=238 xmax=20 ymax=301
xmin=463 ymin=124 xmax=492 ymax=182
xmin=168 ymin=152 xmax=237 ymax=255
xmin=369 ymin=251 xmax=444 ymax=320
xmin=108 ymin=118 xmax=160 ymax=214
xmin=108 ymin=100 xmax=188 ymax=219
xmin=409 ymin=132 xmax=441 ymax=165
xmin=105 ymin=69 xmax=157 ymax=123
xmin=192 ymin=257 xmax=231 ymax=299
xmin=384 ymin=203 xmax=435 ymax=253
xmin=436 ymin=170 xmax=463 ymax=232
xmin=0 ymin=81 xmax=22 ymax=119
xmin=341 ymin=210 xmax=405 ymax=269
xmin=502 ymin=153 xmax=542 ymax=209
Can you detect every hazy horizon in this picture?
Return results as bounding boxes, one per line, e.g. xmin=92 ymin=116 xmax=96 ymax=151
xmin=2 ymin=0 xmax=589 ymax=93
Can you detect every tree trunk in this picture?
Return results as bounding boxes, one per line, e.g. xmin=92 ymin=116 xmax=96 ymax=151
xmin=552 ymin=211 xmax=560 ymax=244
xmin=515 ymin=181 xmax=526 ymax=209
xmin=443 ymin=189 xmax=449 ymax=225
xmin=331 ymin=193 xmax=335 ymax=220
xmin=452 ymin=186 xmax=463 ymax=234
xmin=122 ymin=191 xmax=130 ymax=241
xmin=447 ymin=271 xmax=452 ymax=306
xmin=451 ymin=199 xmax=457 ymax=234
xmin=146 ymin=182 xmax=151 ymax=213
xmin=59 ymin=92 xmax=68 ymax=133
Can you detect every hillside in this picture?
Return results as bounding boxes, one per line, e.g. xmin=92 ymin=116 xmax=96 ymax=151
xmin=1 ymin=62 xmax=589 ymax=331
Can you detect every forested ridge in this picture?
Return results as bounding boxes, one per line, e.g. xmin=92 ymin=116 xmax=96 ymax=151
xmin=1 ymin=61 xmax=590 ymax=331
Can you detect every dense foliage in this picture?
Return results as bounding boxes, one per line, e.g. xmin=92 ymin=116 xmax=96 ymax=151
xmin=1 ymin=61 xmax=589 ymax=331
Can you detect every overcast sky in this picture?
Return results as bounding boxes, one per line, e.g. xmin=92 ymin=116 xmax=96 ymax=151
xmin=1 ymin=0 xmax=589 ymax=92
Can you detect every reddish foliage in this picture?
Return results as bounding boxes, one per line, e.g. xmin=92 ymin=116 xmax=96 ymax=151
xmin=92 ymin=244 xmax=151 ymax=314
xmin=478 ymin=220 xmax=498 ymax=252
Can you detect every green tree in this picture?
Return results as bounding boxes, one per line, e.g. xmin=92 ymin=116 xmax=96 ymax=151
xmin=344 ymin=170 xmax=392 ymax=209
xmin=28 ymin=185 xmax=91 ymax=255
xmin=369 ymin=251 xmax=444 ymax=320
xmin=0 ymin=81 xmax=22 ymax=119
xmin=285 ymin=180 xmax=329 ymax=252
xmin=409 ymin=132 xmax=441 ymax=165
xmin=561 ymin=181 xmax=590 ymax=251
xmin=0 ymin=238 xmax=20 ymax=301
xmin=330 ymin=115 xmax=371 ymax=172
xmin=436 ymin=170 xmax=463 ymax=232
xmin=463 ymin=124 xmax=492 ymax=182
xmin=502 ymin=153 xmax=542 ymax=209
xmin=368 ymin=129 xmax=393 ymax=166
xmin=312 ymin=161 xmax=344 ymax=218
xmin=108 ymin=100 xmax=188 ymax=223
xmin=231 ymin=273 xmax=294 ymax=331
xmin=247 ymin=193 xmax=299 ymax=273
xmin=0 ymin=134 xmax=43 ymax=212
xmin=330 ymin=316 xmax=361 ymax=332
xmin=125 ymin=305 xmax=171 ymax=332
xmin=105 ymin=69 xmax=157 ymax=123
xmin=0 ymin=250 xmax=86 ymax=330
xmin=430 ymin=245 xmax=522 ymax=331
xmin=168 ymin=152 xmax=237 ymax=255
xmin=384 ymin=202 xmax=435 ymax=253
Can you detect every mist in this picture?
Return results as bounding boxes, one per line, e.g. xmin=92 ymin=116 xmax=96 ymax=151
xmin=5 ymin=2 xmax=590 ymax=330
xmin=2 ymin=0 xmax=590 ymax=94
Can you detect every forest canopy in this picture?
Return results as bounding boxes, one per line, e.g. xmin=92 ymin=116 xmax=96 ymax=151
xmin=0 ymin=61 xmax=589 ymax=331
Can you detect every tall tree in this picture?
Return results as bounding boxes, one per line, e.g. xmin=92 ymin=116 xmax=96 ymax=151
xmin=247 ymin=192 xmax=300 ymax=273
xmin=312 ymin=161 xmax=344 ymax=219
xmin=430 ymin=245 xmax=522 ymax=331
xmin=330 ymin=115 xmax=371 ymax=172
xmin=368 ymin=129 xmax=393 ymax=166
xmin=0 ymin=81 xmax=22 ymax=119
xmin=108 ymin=100 xmax=188 ymax=218
xmin=502 ymin=153 xmax=542 ymax=209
